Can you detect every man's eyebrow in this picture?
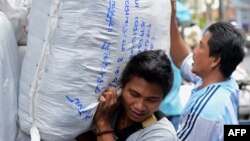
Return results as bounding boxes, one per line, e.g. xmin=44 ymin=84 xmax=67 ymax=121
xmin=128 ymin=88 xmax=139 ymax=94
xmin=147 ymin=96 xmax=161 ymax=100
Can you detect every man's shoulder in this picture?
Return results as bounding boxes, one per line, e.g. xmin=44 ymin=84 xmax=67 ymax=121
xmin=140 ymin=116 xmax=176 ymax=133
xmin=199 ymin=84 xmax=238 ymax=122
xmin=187 ymin=83 xmax=238 ymax=121
xmin=127 ymin=117 xmax=178 ymax=141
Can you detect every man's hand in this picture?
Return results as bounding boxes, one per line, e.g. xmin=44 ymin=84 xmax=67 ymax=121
xmin=94 ymin=87 xmax=119 ymax=129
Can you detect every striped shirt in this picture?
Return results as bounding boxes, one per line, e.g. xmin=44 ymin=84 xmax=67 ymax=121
xmin=177 ymin=54 xmax=239 ymax=141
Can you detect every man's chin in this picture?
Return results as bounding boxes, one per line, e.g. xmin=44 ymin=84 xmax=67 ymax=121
xmin=129 ymin=114 xmax=146 ymax=123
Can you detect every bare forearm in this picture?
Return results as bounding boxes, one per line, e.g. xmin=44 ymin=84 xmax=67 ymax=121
xmin=96 ymin=124 xmax=115 ymax=141
xmin=97 ymin=133 xmax=115 ymax=141
xmin=170 ymin=1 xmax=189 ymax=68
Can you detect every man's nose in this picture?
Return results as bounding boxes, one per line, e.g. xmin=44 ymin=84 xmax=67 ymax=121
xmin=134 ymin=99 xmax=146 ymax=111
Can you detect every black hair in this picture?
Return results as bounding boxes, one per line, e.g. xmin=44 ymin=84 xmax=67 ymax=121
xmin=120 ymin=50 xmax=173 ymax=98
xmin=205 ymin=22 xmax=245 ymax=78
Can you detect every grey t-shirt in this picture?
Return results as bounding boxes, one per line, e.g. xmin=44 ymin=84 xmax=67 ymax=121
xmin=114 ymin=117 xmax=178 ymax=141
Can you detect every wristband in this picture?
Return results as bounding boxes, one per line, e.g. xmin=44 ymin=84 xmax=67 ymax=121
xmin=95 ymin=129 xmax=114 ymax=136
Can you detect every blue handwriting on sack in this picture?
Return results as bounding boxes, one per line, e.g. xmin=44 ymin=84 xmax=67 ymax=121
xmin=66 ymin=95 xmax=94 ymax=121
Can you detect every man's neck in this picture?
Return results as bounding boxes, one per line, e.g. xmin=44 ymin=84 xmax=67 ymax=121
xmin=116 ymin=112 xmax=134 ymax=130
xmin=200 ymin=72 xmax=227 ymax=89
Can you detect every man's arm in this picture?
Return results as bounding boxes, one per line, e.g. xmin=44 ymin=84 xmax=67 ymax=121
xmin=170 ymin=0 xmax=190 ymax=68
xmin=95 ymin=87 xmax=118 ymax=141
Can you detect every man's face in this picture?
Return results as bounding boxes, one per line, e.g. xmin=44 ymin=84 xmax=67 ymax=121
xmin=121 ymin=76 xmax=163 ymax=123
xmin=192 ymin=32 xmax=214 ymax=77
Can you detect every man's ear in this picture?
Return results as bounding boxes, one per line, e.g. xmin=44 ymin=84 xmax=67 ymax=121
xmin=211 ymin=56 xmax=221 ymax=69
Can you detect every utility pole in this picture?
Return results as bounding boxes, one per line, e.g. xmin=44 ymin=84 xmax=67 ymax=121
xmin=219 ymin=0 xmax=225 ymax=21
xmin=205 ymin=0 xmax=214 ymax=24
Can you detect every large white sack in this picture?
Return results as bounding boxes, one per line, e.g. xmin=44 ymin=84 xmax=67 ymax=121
xmin=19 ymin=0 xmax=171 ymax=141
xmin=0 ymin=11 xmax=30 ymax=141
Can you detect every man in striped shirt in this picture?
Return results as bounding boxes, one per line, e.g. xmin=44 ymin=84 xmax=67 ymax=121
xmin=170 ymin=0 xmax=245 ymax=140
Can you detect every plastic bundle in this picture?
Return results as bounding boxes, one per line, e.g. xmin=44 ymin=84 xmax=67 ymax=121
xmin=0 ymin=11 xmax=29 ymax=141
